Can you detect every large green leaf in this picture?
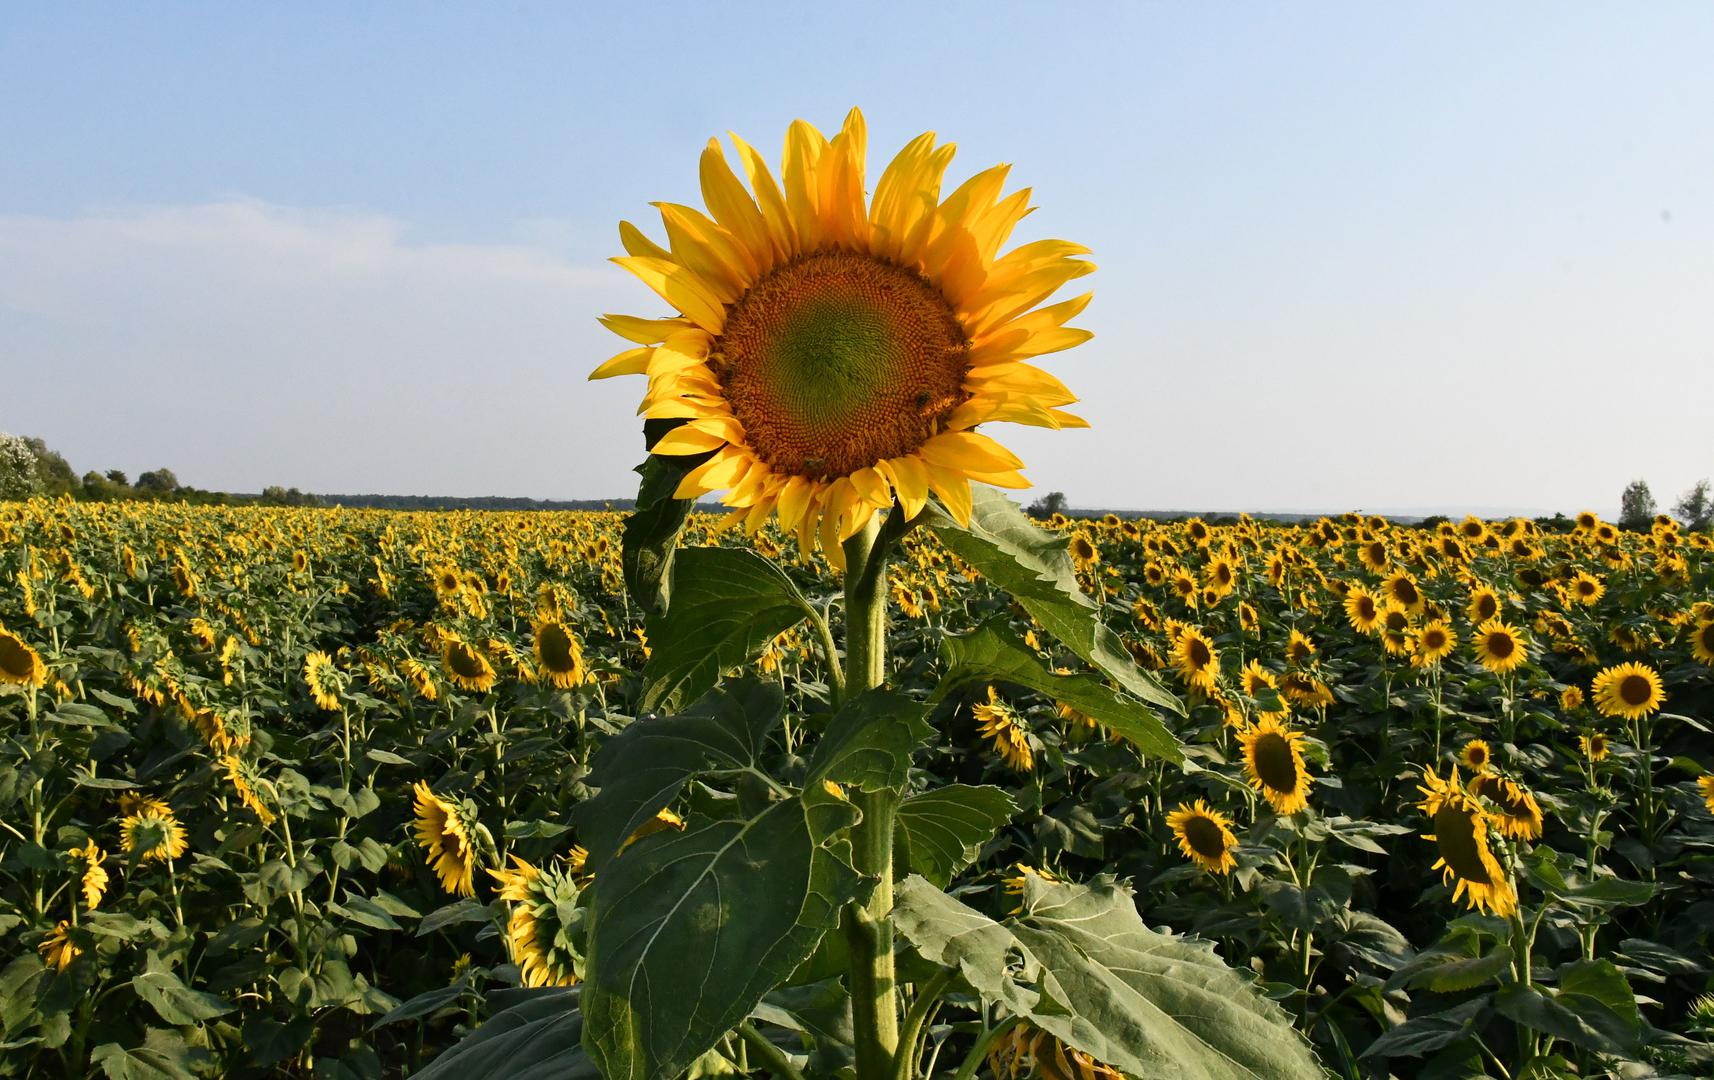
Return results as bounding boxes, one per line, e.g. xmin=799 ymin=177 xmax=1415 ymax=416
xmin=934 ymin=620 xmax=1182 ymax=762
xmin=893 ymin=874 xmax=1323 ymax=1080
xmin=803 ymin=688 xmax=932 ymax=794
xmin=1493 ymin=959 xmax=1642 ymax=1056
xmin=640 ymin=548 xmax=815 ymax=713
xmin=926 ymin=486 xmax=1183 ymax=719
xmin=131 ymin=971 xmax=234 ymax=1025
xmin=621 ymin=422 xmax=710 ymax=617
xmin=575 ymin=681 xmax=784 ymax=872
xmin=893 ymin=785 xmax=1018 ymax=888
xmin=415 ymin=988 xmax=597 ymax=1079
xmin=581 ymin=796 xmax=862 ymax=1080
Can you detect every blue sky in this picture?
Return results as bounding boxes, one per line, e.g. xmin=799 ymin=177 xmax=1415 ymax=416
xmin=3 ymin=4 xmax=1711 ymax=514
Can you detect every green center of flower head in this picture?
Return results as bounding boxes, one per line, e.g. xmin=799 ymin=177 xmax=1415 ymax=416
xmin=716 ymin=251 xmax=969 ymax=480
xmin=1434 ymin=801 xmax=1494 ymax=884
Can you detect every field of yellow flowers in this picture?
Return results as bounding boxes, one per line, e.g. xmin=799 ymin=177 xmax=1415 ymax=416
xmin=1 ymin=495 xmax=1711 ymax=1078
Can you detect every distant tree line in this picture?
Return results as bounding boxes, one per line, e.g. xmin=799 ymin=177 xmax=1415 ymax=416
xmin=0 ymin=433 xmax=320 ymax=507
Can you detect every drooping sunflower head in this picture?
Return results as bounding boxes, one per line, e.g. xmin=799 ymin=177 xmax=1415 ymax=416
xmin=973 ymin=686 xmax=1034 ymax=773
xmin=1590 ymin=662 xmax=1664 ymax=721
xmin=38 ymin=921 xmax=80 ymax=972
xmin=532 ymin=618 xmax=587 ymax=690
xmin=0 ymin=627 xmax=46 ymax=688
xmin=120 ymin=804 xmax=189 ymax=864
xmin=1459 ymin=739 xmax=1493 ymax=773
xmin=73 ymin=840 xmax=108 ymax=911
xmin=1286 ymin=629 xmax=1317 ymax=665
xmin=1417 ymin=766 xmax=1516 ymax=917
xmin=441 ymin=636 xmax=497 ymax=693
xmin=221 ymin=754 xmax=276 ymax=826
xmin=303 ymin=650 xmax=341 ymax=711
xmin=489 ymin=855 xmax=584 ymax=988
xmin=1166 ymin=799 xmax=1239 ymax=875
xmin=988 ymin=1022 xmax=1124 ymax=1080
xmin=1578 ymin=731 xmax=1609 ymax=762
xmin=1469 ymin=772 xmax=1544 ymax=841
xmin=591 ymin=109 xmax=1095 ymax=564
xmin=1473 ymin=619 xmax=1527 ymax=674
xmin=412 ymin=781 xmax=487 ymax=897
xmin=1239 ymin=716 xmax=1313 ymax=815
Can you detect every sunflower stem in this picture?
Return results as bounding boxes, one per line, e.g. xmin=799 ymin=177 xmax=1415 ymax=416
xmin=736 ymin=1021 xmax=806 ymax=1080
xmin=840 ymin=514 xmax=901 ymax=1080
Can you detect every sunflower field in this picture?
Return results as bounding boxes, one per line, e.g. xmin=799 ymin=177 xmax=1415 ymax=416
xmin=2 ymin=493 xmax=1712 ymax=1079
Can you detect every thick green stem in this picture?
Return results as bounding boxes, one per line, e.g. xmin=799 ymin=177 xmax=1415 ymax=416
xmin=841 ymin=515 xmax=900 ymax=1080
xmin=736 ymin=1021 xmax=808 ymax=1080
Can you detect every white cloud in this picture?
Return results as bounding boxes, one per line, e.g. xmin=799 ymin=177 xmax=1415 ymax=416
xmin=0 ymin=200 xmax=652 ymax=496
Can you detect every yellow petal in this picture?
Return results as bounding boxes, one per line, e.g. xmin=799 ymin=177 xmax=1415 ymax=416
xmin=698 ymin=138 xmax=772 ymax=277
xmin=651 ymin=425 xmax=729 ymax=456
xmin=782 ymin=118 xmax=829 ymax=253
xmin=919 ymin=430 xmax=1025 ymax=474
xmin=732 ymin=131 xmax=796 ymax=260
xmin=589 ymin=346 xmax=652 ymax=381
xmin=776 ymin=475 xmax=815 ymax=532
xmin=879 ymin=455 xmax=929 ymax=519
xmin=849 ymin=465 xmax=892 ymax=509
xmin=655 ymin=202 xmax=750 ymax=300
xmin=619 ymin=220 xmax=671 ymax=261
xmin=599 ymin=313 xmax=694 ymax=346
xmin=925 ymin=464 xmax=973 ymax=527
xmin=611 ymin=256 xmax=728 ymax=334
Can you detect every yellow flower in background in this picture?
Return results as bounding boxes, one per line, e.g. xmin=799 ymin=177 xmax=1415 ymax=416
xmin=1472 ymin=619 xmax=1527 ymax=674
xmin=221 ymin=754 xmax=276 ymax=826
xmin=0 ymin=627 xmax=46 ymax=688
xmin=590 ymin=107 xmax=1095 ymax=559
xmin=1240 ymin=716 xmax=1313 ymax=815
xmin=73 ymin=841 xmax=108 ymax=911
xmin=1689 ymin=619 xmax=1714 ymax=666
xmin=1700 ymin=775 xmax=1714 ymax=815
xmin=1413 ymin=619 xmax=1456 ymax=667
xmin=988 ymin=1022 xmax=1124 ymax=1080
xmin=303 ymin=650 xmax=340 ymax=711
xmin=412 ymin=781 xmax=483 ymax=898
xmin=1069 ymin=533 xmax=1100 ymax=572
xmin=1590 ymin=662 xmax=1664 ymax=721
xmin=1469 ymin=772 xmax=1544 ymax=841
xmin=974 ymin=687 xmax=1033 ymax=772
xmin=38 ymin=921 xmax=79 ymax=972
xmin=532 ymin=618 xmax=586 ymax=690
xmin=1172 ymin=626 xmax=1219 ymax=693
xmin=441 ymin=637 xmax=497 ymax=693
xmin=1344 ymin=587 xmax=1383 ymax=635
xmin=1578 ymin=732 xmax=1609 ymax=762
xmin=1560 ymin=685 xmax=1585 ymax=712
xmin=1466 ymin=585 xmax=1501 ymax=625
xmin=490 ymin=855 xmax=582 ymax=988
xmin=120 ymin=801 xmax=189 ymax=864
xmin=1166 ymin=800 xmax=1239 ymax=875
xmin=1418 ymin=767 xmax=1516 ymax=917
xmin=619 ymin=808 xmax=688 ymax=855
xmin=1460 ymin=739 xmax=1493 ymax=773
xmin=1567 ymin=571 xmax=1605 ymax=606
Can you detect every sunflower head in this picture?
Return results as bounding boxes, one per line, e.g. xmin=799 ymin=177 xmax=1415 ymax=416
xmin=1239 ymin=716 xmax=1313 ymax=815
xmin=0 ymin=628 xmax=46 ymax=688
xmin=532 ymin=618 xmax=587 ymax=690
xmin=1578 ymin=732 xmax=1609 ymax=762
xmin=73 ymin=841 xmax=108 ymax=911
xmin=591 ymin=109 xmax=1094 ymax=564
xmin=1166 ymin=800 xmax=1239 ymax=875
xmin=120 ymin=804 xmax=189 ymax=864
xmin=1413 ymin=619 xmax=1456 ymax=667
xmin=1469 ymin=772 xmax=1544 ymax=841
xmin=1590 ymin=662 xmax=1664 ymax=721
xmin=1692 ymin=619 xmax=1714 ymax=666
xmin=973 ymin=687 xmax=1034 ymax=773
xmin=1473 ymin=619 xmax=1527 ymax=674
xmin=442 ymin=637 xmax=498 ymax=693
xmin=1344 ymin=587 xmax=1382 ymax=634
xmin=412 ymin=781 xmax=489 ymax=897
xmin=1172 ymin=626 xmax=1219 ymax=694
xmin=303 ymin=650 xmax=341 ymax=711
xmin=38 ymin=921 xmax=80 ymax=972
xmin=489 ymin=855 xmax=585 ymax=988
xmin=1459 ymin=739 xmax=1493 ymax=772
xmin=1417 ymin=766 xmax=1517 ymax=917
xmin=988 ymin=1023 xmax=1124 ymax=1080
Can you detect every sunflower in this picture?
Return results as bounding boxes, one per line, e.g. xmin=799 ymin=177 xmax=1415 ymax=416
xmin=412 ymin=781 xmax=485 ymax=897
xmin=1359 ymin=539 xmax=1390 ymax=573
xmin=1344 ymin=587 xmax=1382 ymax=634
xmin=303 ymin=651 xmax=341 ymax=711
xmin=1171 ymin=626 xmax=1219 ymax=693
xmin=589 ymin=109 xmax=1093 ymax=560
xmin=1417 ymin=767 xmax=1516 ymax=917
xmin=1690 ymin=619 xmax=1714 ymax=666
xmin=120 ymin=802 xmax=189 ymax=863
xmin=38 ymin=921 xmax=79 ymax=972
xmin=1590 ymin=662 xmax=1664 ymax=721
xmin=490 ymin=856 xmax=583 ymax=988
xmin=531 ymin=618 xmax=587 ymax=690
xmin=1460 ymin=739 xmax=1493 ymax=773
xmin=973 ymin=687 xmax=1033 ymax=772
xmin=1001 ymin=863 xmax=1061 ymax=910
xmin=0 ymin=627 xmax=46 ymax=688
xmin=1069 ymin=533 xmax=1099 ymax=571
xmin=1700 ymin=775 xmax=1714 ymax=815
xmin=621 ymin=807 xmax=688 ymax=853
xmin=1568 ymin=571 xmax=1605 ymax=606
xmin=1469 ymin=772 xmax=1544 ymax=841
xmin=1280 ymin=670 xmax=1334 ymax=709
xmin=73 ymin=841 xmax=108 ymax=911
xmin=1578 ymin=732 xmax=1609 ymax=762
xmin=1239 ymin=717 xmax=1313 ymax=814
xmin=1383 ymin=572 xmax=1424 ymax=614
xmin=1413 ymin=619 xmax=1457 ymax=667
xmin=1466 ymin=586 xmax=1501 ymax=625
xmin=441 ymin=637 xmax=497 ymax=693
xmin=1560 ymin=685 xmax=1584 ymax=712
xmin=221 ymin=755 xmax=276 ymax=826
xmin=1472 ymin=619 xmax=1527 ymax=674
xmin=1379 ymin=604 xmax=1414 ymax=656
xmin=988 ymin=1023 xmax=1124 ymax=1080
xmin=1166 ymin=800 xmax=1239 ymax=875
xmin=1285 ymin=629 xmax=1317 ymax=665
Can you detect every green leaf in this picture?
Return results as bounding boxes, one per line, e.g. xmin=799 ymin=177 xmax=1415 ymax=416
xmin=130 ymin=971 xmax=233 ymax=1025
xmin=576 ymin=681 xmax=785 ymax=872
xmin=329 ymin=893 xmax=402 ymax=932
xmin=640 ymin=548 xmax=814 ymax=713
xmin=372 ymin=984 xmax=466 ymax=1028
xmin=1362 ymin=997 xmax=1490 ymax=1059
xmin=364 ymin=749 xmax=412 ymax=766
xmin=893 ymin=785 xmax=1017 ymax=888
xmin=934 ymin=620 xmax=1181 ymax=762
xmin=1494 ymin=960 xmax=1641 ymax=1056
xmin=893 ymin=873 xmax=1322 ymax=1079
xmin=622 ymin=429 xmax=710 ymax=617
xmin=416 ymin=988 xmax=598 ymax=1079
xmin=91 ymin=1032 xmax=198 ymax=1080
xmin=803 ymin=688 xmax=931 ymax=794
xmin=581 ymin=796 xmax=862 ymax=1080
xmin=416 ymin=898 xmax=491 ymax=938
xmin=926 ymin=486 xmax=1183 ymax=718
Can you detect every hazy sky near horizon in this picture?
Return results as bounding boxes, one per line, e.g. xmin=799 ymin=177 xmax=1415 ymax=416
xmin=4 ymin=4 xmax=1711 ymax=515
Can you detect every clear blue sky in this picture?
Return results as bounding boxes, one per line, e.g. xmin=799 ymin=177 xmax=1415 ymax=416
xmin=4 ymin=3 xmax=1711 ymax=515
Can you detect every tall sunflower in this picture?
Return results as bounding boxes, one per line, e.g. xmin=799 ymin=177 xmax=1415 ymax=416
xmin=441 ymin=637 xmax=498 ymax=693
xmin=1417 ymin=766 xmax=1516 ymax=917
xmin=532 ymin=618 xmax=587 ymax=690
xmin=1578 ymin=731 xmax=1609 ymax=762
xmin=490 ymin=855 xmax=584 ymax=988
xmin=120 ymin=801 xmax=189 ymax=864
xmin=1590 ymin=662 xmax=1664 ymax=721
xmin=412 ymin=781 xmax=486 ymax=898
xmin=1165 ymin=800 xmax=1239 ymax=875
xmin=589 ymin=108 xmax=1094 ymax=560
xmin=1172 ymin=626 xmax=1219 ymax=693
xmin=1239 ymin=717 xmax=1313 ymax=815
xmin=0 ymin=627 xmax=46 ymax=688
xmin=1413 ymin=619 xmax=1456 ymax=668
xmin=1472 ymin=619 xmax=1527 ymax=674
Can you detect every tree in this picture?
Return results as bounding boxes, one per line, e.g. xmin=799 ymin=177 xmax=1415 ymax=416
xmin=135 ymin=468 xmax=181 ymax=494
xmin=105 ymin=469 xmax=129 ymax=486
xmin=1026 ymin=491 xmax=1069 ymax=518
xmin=22 ymin=437 xmax=77 ymax=495
xmin=1674 ymin=479 xmax=1712 ymax=533
xmin=0 ymin=432 xmax=40 ymax=499
xmin=1618 ymin=479 xmax=1656 ymax=531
